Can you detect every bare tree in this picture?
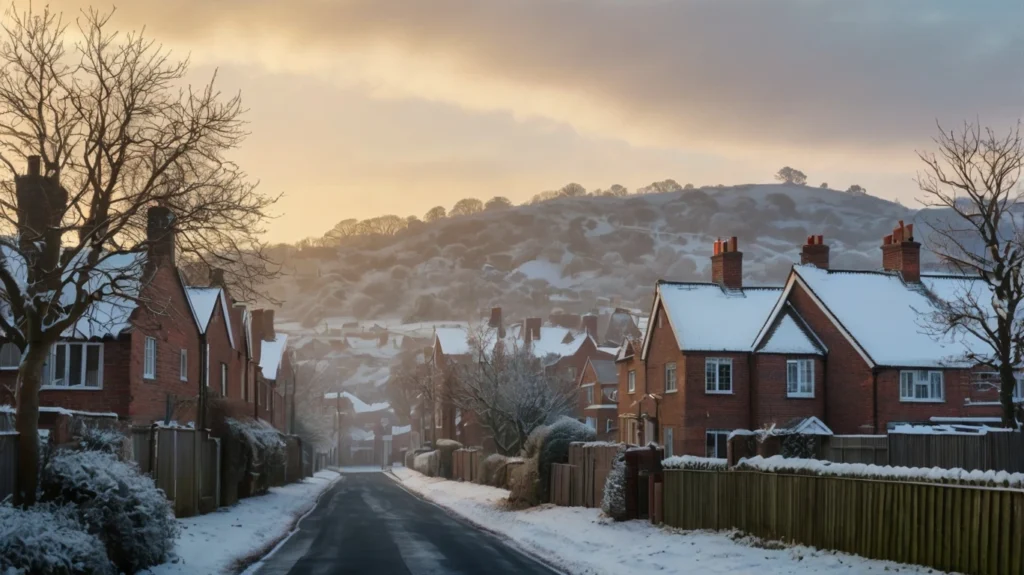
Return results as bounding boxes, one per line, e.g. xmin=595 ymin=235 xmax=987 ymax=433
xmin=484 ymin=196 xmax=512 ymax=210
xmin=450 ymin=198 xmax=483 ymax=217
xmin=423 ymin=206 xmax=446 ymax=222
xmin=846 ymin=184 xmax=867 ymax=195
xmin=0 ymin=7 xmax=277 ymax=504
xmin=917 ymin=121 xmax=1024 ymax=428
xmin=775 ymin=167 xmax=808 ymax=185
xmin=450 ymin=328 xmax=576 ymax=455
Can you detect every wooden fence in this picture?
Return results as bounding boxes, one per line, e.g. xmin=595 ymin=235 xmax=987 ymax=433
xmin=819 ymin=435 xmax=888 ymax=465
xmin=888 ymin=432 xmax=1024 ymax=473
xmin=568 ymin=443 xmax=620 ymax=508
xmin=452 ymin=449 xmax=482 ymax=483
xmin=130 ymin=426 xmax=221 ymax=518
xmin=663 ymin=469 xmax=1024 ymax=575
xmin=0 ymin=432 xmax=16 ymax=502
xmin=550 ymin=463 xmax=574 ymax=506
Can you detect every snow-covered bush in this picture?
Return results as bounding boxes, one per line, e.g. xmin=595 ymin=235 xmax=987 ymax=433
xmin=601 ymin=451 xmax=628 ymax=521
xmin=537 ymin=417 xmax=595 ymax=503
xmin=507 ymin=457 xmax=540 ymax=509
xmin=0 ymin=503 xmax=114 ymax=575
xmin=221 ymin=418 xmax=286 ymax=498
xmin=76 ymin=424 xmax=128 ymax=457
xmin=413 ymin=450 xmax=439 ymax=477
xmin=435 ymin=439 xmax=462 ymax=479
xmin=477 ymin=453 xmax=524 ymax=488
xmin=662 ymin=455 xmax=729 ymax=471
xmin=40 ymin=450 xmax=177 ymax=574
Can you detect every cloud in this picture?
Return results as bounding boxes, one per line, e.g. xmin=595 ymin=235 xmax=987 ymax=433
xmin=28 ymin=0 xmax=1022 ymax=179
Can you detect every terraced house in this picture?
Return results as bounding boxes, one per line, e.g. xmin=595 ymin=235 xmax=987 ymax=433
xmin=624 ymin=225 xmax=1015 ymax=458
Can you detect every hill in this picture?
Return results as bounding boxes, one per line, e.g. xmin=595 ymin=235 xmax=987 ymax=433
xmin=266 ymin=184 xmax=924 ymax=329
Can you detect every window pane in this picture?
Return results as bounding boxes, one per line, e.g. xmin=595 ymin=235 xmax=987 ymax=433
xmin=85 ymin=346 xmax=100 ymax=387
xmin=719 ymin=361 xmax=732 ymax=390
xmin=68 ymin=344 xmax=83 ymax=387
xmin=0 ymin=343 xmax=18 ymax=367
xmin=716 ymin=434 xmax=728 ymax=458
xmin=787 ymin=362 xmax=797 ymax=393
xmin=705 ymin=432 xmax=716 ymax=457
xmin=705 ymin=361 xmax=716 ymax=390
xmin=53 ymin=345 xmax=66 ymax=386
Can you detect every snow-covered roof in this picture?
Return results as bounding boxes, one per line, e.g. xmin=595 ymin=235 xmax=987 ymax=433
xmin=434 ymin=327 xmax=474 ymax=356
xmin=757 ymin=310 xmax=824 ymax=355
xmin=507 ymin=323 xmax=592 ymax=361
xmin=772 ymin=266 xmax=988 ymax=368
xmin=646 ymin=282 xmax=782 ymax=355
xmin=324 ymin=391 xmax=391 ymax=414
xmin=185 ymin=287 xmax=236 ymax=349
xmin=259 ymin=334 xmax=288 ymax=380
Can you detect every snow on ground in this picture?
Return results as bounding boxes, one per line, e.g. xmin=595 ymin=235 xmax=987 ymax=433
xmin=391 ymin=467 xmax=952 ymax=575
xmin=144 ymin=470 xmax=340 ymax=575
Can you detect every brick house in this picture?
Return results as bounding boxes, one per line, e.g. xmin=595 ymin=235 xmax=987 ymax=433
xmin=258 ymin=312 xmax=292 ymax=433
xmin=578 ymin=357 xmax=619 ymax=440
xmin=627 ymin=227 xmax=1017 ymax=458
xmin=0 ymin=206 xmax=203 ymax=427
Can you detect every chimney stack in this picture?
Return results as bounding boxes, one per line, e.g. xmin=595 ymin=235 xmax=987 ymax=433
xmin=250 ymin=309 xmax=265 ymax=342
xmin=711 ymin=236 xmax=743 ymax=289
xmin=263 ymin=309 xmax=277 ymax=342
xmin=145 ymin=206 xmax=176 ymax=267
xmin=801 ymin=234 xmax=830 ymax=270
xmin=209 ymin=267 xmax=226 ymax=288
xmin=581 ymin=314 xmax=598 ymax=339
xmin=489 ymin=307 xmax=502 ymax=329
xmin=17 ymin=156 xmax=68 ymax=291
xmin=881 ymin=220 xmax=920 ymax=283
xmin=524 ymin=317 xmax=542 ymax=344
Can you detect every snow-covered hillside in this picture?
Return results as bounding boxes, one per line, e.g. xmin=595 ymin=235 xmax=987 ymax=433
xmin=268 ymin=184 xmax=922 ymax=330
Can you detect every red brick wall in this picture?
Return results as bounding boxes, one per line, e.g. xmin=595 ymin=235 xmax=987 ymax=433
xmin=128 ymin=265 xmax=202 ymax=425
xmin=577 ymin=360 xmax=597 ymax=419
xmin=876 ymin=368 xmax=1000 ymax=428
xmin=642 ymin=302 xmax=683 ymax=446
xmin=752 ymin=354 xmax=825 ymax=428
xmin=678 ymin=352 xmax=752 ymax=456
xmin=205 ymin=298 xmax=236 ymax=403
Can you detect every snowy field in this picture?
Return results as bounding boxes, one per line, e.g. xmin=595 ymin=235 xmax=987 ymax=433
xmin=144 ymin=470 xmax=340 ymax=575
xmin=391 ymin=467 xmax=953 ymax=575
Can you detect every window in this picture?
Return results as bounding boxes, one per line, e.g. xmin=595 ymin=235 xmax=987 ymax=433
xmin=567 ymin=367 xmax=577 ymax=383
xmin=606 ymin=419 xmax=614 ymax=433
xmin=664 ymin=427 xmax=674 ymax=457
xmin=705 ymin=430 xmax=729 ymax=458
xmin=665 ymin=362 xmax=677 ymax=393
xmin=220 ymin=363 xmax=228 ymax=397
xmin=0 ymin=343 xmax=19 ymax=369
xmin=43 ymin=343 xmax=102 ymax=389
xmin=179 ymin=350 xmax=188 ymax=382
xmin=705 ymin=358 xmax=733 ymax=393
xmin=628 ymin=370 xmax=636 ymax=393
xmin=143 ymin=337 xmax=157 ymax=379
xmin=1016 ymin=373 xmax=1024 ymax=401
xmin=586 ymin=386 xmax=594 ymax=404
xmin=786 ymin=359 xmax=814 ymax=397
xmin=900 ymin=370 xmax=944 ymax=402
xmin=585 ymin=416 xmax=596 ymax=430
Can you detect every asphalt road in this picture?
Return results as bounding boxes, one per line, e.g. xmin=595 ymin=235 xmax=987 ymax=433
xmin=254 ymin=471 xmax=560 ymax=575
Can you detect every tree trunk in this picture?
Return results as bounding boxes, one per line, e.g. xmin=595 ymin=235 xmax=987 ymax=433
xmin=13 ymin=343 xmax=48 ymax=507
xmin=999 ymin=363 xmax=1020 ymax=429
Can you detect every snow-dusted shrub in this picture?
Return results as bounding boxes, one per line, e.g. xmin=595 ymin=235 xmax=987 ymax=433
xmin=221 ymin=418 xmax=286 ymax=498
xmin=537 ymin=417 xmax=595 ymax=503
xmin=40 ymin=450 xmax=177 ymax=574
xmin=413 ymin=450 xmax=439 ymax=477
xmin=435 ymin=439 xmax=463 ymax=479
xmin=735 ymin=455 xmax=1024 ymax=488
xmin=662 ymin=455 xmax=728 ymax=471
xmin=601 ymin=451 xmax=628 ymax=521
xmin=0 ymin=503 xmax=114 ymax=575
xmin=507 ymin=456 xmax=540 ymax=509
xmin=478 ymin=454 xmax=524 ymax=488
xmin=76 ymin=425 xmax=128 ymax=457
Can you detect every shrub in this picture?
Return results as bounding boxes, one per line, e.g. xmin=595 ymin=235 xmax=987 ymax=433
xmin=601 ymin=451 xmax=628 ymax=521
xmin=537 ymin=417 xmax=595 ymax=503
xmin=435 ymin=439 xmax=463 ymax=479
xmin=40 ymin=450 xmax=177 ymax=574
xmin=0 ymin=503 xmax=115 ymax=575
xmin=477 ymin=454 xmax=524 ymax=488
xmin=662 ymin=455 xmax=729 ymax=471
xmin=76 ymin=425 xmax=127 ymax=458
xmin=507 ymin=457 xmax=540 ymax=509
xmin=413 ymin=450 xmax=439 ymax=477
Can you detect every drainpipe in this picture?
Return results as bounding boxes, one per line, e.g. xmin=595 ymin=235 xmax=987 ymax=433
xmin=195 ymin=334 xmax=208 ymax=516
xmin=871 ymin=368 xmax=879 ymax=434
xmin=747 ymin=353 xmax=756 ymax=429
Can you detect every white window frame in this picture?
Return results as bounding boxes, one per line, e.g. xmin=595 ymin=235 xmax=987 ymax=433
xmin=42 ymin=343 xmax=104 ymax=390
xmin=705 ymin=429 xmax=729 ymax=458
xmin=899 ymin=370 xmax=944 ymax=402
xmin=585 ymin=416 xmax=596 ymax=430
xmin=567 ymin=366 xmax=577 ymax=383
xmin=705 ymin=358 xmax=733 ymax=394
xmin=665 ymin=362 xmax=677 ymax=393
xmin=628 ymin=370 xmax=636 ymax=393
xmin=786 ymin=359 xmax=815 ymax=398
xmin=0 ymin=342 xmax=19 ymax=370
xmin=220 ymin=363 xmax=228 ymax=397
xmin=664 ymin=427 xmax=674 ymax=457
xmin=586 ymin=386 xmax=594 ymax=404
xmin=179 ymin=349 xmax=188 ymax=382
xmin=143 ymin=337 xmax=157 ymax=380
xmin=606 ymin=419 xmax=614 ymax=434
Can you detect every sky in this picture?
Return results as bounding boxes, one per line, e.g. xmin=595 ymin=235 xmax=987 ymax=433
xmin=31 ymin=0 xmax=1024 ymax=243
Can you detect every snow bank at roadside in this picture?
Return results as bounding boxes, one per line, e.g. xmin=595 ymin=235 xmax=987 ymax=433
xmin=143 ymin=470 xmax=340 ymax=575
xmin=391 ymin=467 xmax=951 ymax=575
